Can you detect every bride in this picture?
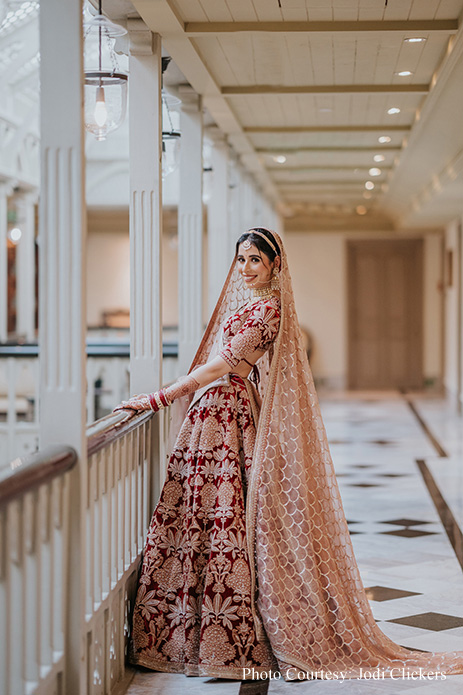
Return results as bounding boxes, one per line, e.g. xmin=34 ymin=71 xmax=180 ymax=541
xmin=115 ymin=227 xmax=463 ymax=680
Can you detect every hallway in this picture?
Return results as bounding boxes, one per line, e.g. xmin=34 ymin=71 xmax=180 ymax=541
xmin=124 ymin=391 xmax=463 ymax=695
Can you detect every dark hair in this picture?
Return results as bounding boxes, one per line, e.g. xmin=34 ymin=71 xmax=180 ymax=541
xmin=235 ymin=228 xmax=281 ymax=262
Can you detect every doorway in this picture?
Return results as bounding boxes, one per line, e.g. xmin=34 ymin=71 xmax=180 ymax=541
xmin=347 ymin=239 xmax=423 ymax=390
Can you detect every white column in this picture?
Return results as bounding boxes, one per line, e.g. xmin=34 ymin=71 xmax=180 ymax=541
xmin=228 ymin=157 xmax=241 ymax=256
xmin=128 ymin=22 xmax=163 ymax=393
xmin=16 ymin=192 xmax=37 ymax=342
xmin=38 ymin=1 xmax=86 ymax=693
xmin=0 ymin=184 xmax=9 ymax=342
xmin=178 ymin=90 xmax=203 ymax=374
xmin=207 ymin=128 xmax=230 ymax=315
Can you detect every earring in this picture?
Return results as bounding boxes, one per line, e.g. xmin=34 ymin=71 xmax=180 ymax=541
xmin=270 ymin=267 xmax=280 ymax=290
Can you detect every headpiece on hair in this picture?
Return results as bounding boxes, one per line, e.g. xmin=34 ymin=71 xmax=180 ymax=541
xmin=246 ymin=228 xmax=279 ymax=256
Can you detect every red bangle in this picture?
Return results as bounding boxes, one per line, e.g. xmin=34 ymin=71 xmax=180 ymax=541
xmin=148 ymin=392 xmax=161 ymax=412
xmin=158 ymin=389 xmax=170 ymax=407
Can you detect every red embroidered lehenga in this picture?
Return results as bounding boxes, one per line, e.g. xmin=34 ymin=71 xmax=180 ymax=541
xmin=129 ymin=231 xmax=463 ymax=680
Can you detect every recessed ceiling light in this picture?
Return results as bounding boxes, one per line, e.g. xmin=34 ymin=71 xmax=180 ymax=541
xmin=395 ymin=70 xmax=413 ymax=77
xmin=378 ymin=136 xmax=392 ymax=143
xmin=387 ymin=107 xmax=401 ymax=115
xmin=404 ymin=37 xmax=426 ymax=43
xmin=356 ymin=205 xmax=367 ymax=216
xmin=369 ymin=167 xmax=381 ymax=176
xmin=273 ymin=155 xmax=287 ymax=164
xmin=374 ymin=154 xmax=385 ymax=162
xmin=365 ymin=181 xmax=375 ymax=190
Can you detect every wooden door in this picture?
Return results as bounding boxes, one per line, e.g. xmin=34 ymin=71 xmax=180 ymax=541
xmin=348 ymin=239 xmax=423 ymax=389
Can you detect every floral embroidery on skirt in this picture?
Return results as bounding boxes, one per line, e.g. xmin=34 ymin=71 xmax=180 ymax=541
xmin=129 ymin=374 xmax=277 ymax=678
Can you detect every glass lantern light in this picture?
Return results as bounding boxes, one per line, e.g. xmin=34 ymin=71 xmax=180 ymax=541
xmin=84 ymin=1 xmax=127 ymax=141
xmin=162 ymin=90 xmax=181 ymax=180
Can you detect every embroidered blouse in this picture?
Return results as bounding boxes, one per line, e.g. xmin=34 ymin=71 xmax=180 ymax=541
xmin=219 ymin=296 xmax=281 ymax=369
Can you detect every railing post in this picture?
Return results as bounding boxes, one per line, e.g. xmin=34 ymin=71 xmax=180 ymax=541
xmin=38 ymin=1 xmax=86 ymax=694
xmin=178 ymin=88 xmax=204 ymax=374
xmin=127 ymin=21 xmax=163 ymax=395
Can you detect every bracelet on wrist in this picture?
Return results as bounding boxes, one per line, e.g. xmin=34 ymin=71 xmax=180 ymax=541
xmin=148 ymin=389 xmax=171 ymax=412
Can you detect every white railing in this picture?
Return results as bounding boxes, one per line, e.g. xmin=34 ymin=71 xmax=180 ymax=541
xmin=83 ymin=410 xmax=157 ymax=695
xmin=0 ymin=397 xmax=187 ymax=695
xmin=0 ymin=446 xmax=77 ymax=695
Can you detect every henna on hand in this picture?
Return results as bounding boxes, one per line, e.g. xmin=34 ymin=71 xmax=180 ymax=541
xmin=163 ymin=374 xmax=200 ymax=403
xmin=113 ymin=394 xmax=151 ymax=412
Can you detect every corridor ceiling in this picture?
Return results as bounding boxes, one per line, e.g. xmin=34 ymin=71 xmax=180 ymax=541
xmin=127 ymin=0 xmax=463 ymax=232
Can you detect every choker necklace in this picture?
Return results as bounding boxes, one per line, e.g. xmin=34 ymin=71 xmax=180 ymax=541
xmin=252 ymin=284 xmax=274 ymax=299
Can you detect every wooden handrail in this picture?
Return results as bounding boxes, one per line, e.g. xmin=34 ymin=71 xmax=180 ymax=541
xmin=0 ymin=445 xmax=77 ymax=506
xmin=87 ymin=408 xmax=154 ymax=457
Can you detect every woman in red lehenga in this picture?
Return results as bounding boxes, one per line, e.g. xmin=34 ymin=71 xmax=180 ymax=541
xmin=116 ymin=228 xmax=463 ymax=681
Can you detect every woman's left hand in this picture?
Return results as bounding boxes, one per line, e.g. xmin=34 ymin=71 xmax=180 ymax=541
xmin=113 ymin=394 xmax=151 ymax=412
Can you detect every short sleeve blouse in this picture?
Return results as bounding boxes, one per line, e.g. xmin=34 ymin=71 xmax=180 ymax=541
xmin=218 ymin=296 xmax=281 ymax=369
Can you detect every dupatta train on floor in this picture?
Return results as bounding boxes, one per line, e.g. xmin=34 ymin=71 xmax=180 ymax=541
xmin=180 ymin=229 xmax=463 ymax=679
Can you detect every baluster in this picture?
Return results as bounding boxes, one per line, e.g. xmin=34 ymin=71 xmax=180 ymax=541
xmin=8 ymin=498 xmax=24 ymax=694
xmin=143 ymin=423 xmax=150 ymax=536
xmin=51 ymin=476 xmax=66 ymax=660
xmin=131 ymin=429 xmax=139 ymax=562
xmin=38 ymin=484 xmax=52 ymax=671
xmin=100 ymin=448 xmax=109 ymax=599
xmin=86 ymin=457 xmax=96 ymax=617
xmin=93 ymin=452 xmax=101 ymax=608
xmin=0 ymin=507 xmax=7 ymax=695
xmin=23 ymin=490 xmax=39 ymax=687
xmin=110 ymin=443 xmax=117 ymax=589
xmin=119 ymin=437 xmax=126 ymax=574
xmin=123 ymin=433 xmax=130 ymax=571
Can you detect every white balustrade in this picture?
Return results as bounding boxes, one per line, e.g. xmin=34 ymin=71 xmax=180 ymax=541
xmin=83 ymin=411 xmax=156 ymax=695
xmin=0 ymin=407 xmax=163 ymax=695
xmin=0 ymin=447 xmax=76 ymax=695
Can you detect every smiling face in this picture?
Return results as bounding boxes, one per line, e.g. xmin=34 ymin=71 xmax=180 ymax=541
xmin=236 ymin=242 xmax=278 ymax=288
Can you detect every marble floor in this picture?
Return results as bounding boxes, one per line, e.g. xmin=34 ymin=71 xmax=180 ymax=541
xmin=124 ymin=391 xmax=463 ymax=695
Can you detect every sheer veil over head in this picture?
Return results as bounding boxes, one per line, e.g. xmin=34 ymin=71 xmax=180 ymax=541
xmin=187 ymin=228 xmax=463 ymax=679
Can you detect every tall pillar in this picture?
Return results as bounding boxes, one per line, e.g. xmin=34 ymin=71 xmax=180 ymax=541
xmin=16 ymin=192 xmax=37 ymax=342
xmin=128 ymin=21 xmax=163 ymax=393
xmin=228 ymin=157 xmax=241 ymax=256
xmin=207 ymin=128 xmax=230 ymax=315
xmin=0 ymin=184 xmax=9 ymax=342
xmin=39 ymin=1 xmax=86 ymax=693
xmin=178 ymin=89 xmax=203 ymax=374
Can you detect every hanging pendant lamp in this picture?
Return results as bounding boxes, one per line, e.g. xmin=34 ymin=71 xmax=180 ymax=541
xmin=84 ymin=0 xmax=128 ymax=141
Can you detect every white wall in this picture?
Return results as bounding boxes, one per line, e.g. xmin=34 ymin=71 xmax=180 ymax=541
xmin=286 ymin=232 xmax=346 ymax=387
xmin=443 ymin=219 xmax=462 ymax=402
xmin=86 ymin=210 xmax=180 ymax=328
xmin=286 ymin=231 xmax=443 ymax=389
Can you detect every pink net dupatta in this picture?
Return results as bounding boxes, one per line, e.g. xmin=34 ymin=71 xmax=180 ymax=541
xmin=185 ymin=231 xmax=463 ymax=679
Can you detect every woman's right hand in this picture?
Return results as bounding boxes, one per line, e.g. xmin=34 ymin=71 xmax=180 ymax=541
xmin=113 ymin=394 xmax=151 ymax=412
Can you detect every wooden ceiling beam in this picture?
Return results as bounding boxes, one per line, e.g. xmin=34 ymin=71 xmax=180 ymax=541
xmin=222 ymin=84 xmax=428 ymax=96
xmin=277 ymin=180 xmax=381 ymax=186
xmin=257 ymin=146 xmax=401 ymax=152
xmin=184 ymin=20 xmax=458 ymax=36
xmin=267 ymin=165 xmax=392 ymax=171
xmin=245 ymin=125 xmax=410 ymax=133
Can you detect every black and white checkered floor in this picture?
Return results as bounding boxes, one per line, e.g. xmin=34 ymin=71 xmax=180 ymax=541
xmin=125 ymin=391 xmax=463 ymax=694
